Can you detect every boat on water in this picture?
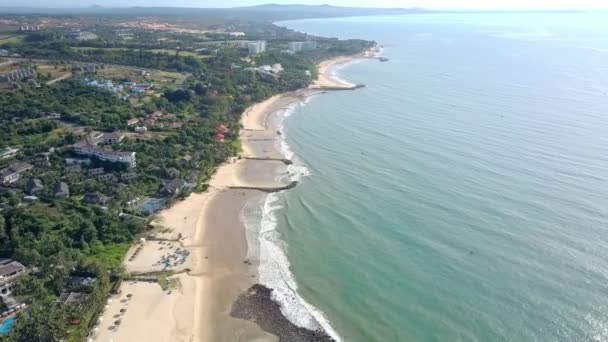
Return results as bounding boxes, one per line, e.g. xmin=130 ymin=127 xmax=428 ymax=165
xmin=379 ymin=57 xmax=389 ymax=62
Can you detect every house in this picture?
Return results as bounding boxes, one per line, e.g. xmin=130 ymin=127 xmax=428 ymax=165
xmin=0 ymin=259 xmax=27 ymax=299
xmin=88 ymin=167 xmax=105 ymax=176
xmin=65 ymin=164 xmax=82 ymax=173
xmin=33 ymin=152 xmax=51 ymax=167
xmin=83 ymin=192 xmax=109 ymax=205
xmin=134 ymin=126 xmax=147 ymax=134
xmin=215 ymin=124 xmax=229 ymax=134
xmin=121 ymin=172 xmax=137 ymax=182
xmin=97 ymin=174 xmax=117 ymax=182
xmin=0 ymin=68 xmax=36 ymax=82
xmin=25 ymin=178 xmax=43 ymax=195
xmin=127 ymin=118 xmax=140 ymax=126
xmin=0 ymin=162 xmax=33 ymax=185
xmin=0 ymin=148 xmax=19 ymax=160
xmin=166 ymin=167 xmax=180 ymax=178
xmin=162 ymin=178 xmax=183 ymax=196
xmin=57 ymin=292 xmax=87 ymax=308
xmin=54 ymin=182 xmax=70 ymax=199
xmin=98 ymin=132 xmax=124 ymax=145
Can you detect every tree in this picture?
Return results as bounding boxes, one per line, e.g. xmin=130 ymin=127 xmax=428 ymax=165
xmin=6 ymin=299 xmax=67 ymax=342
xmin=0 ymin=216 xmax=8 ymax=255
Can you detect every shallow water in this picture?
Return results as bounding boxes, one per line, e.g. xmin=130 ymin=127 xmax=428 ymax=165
xmin=255 ymin=12 xmax=608 ymax=342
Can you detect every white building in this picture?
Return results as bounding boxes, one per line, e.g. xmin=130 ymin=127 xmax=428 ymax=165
xmin=0 ymin=162 xmax=33 ymax=185
xmin=0 ymin=259 xmax=27 ymax=299
xmin=73 ymin=142 xmax=136 ymax=169
xmin=73 ymin=31 xmax=98 ymax=41
xmin=288 ymin=41 xmax=317 ymax=53
xmin=0 ymin=147 xmax=19 ymax=160
xmin=240 ymin=41 xmax=266 ymax=55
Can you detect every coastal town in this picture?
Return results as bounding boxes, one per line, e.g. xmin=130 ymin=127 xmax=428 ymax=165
xmin=0 ymin=5 xmax=383 ymax=342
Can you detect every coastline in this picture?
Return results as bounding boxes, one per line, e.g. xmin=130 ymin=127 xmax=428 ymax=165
xmin=92 ymin=49 xmax=376 ymax=342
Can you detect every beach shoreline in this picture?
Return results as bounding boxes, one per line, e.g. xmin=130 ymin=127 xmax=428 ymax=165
xmin=92 ymin=47 xmax=377 ymax=342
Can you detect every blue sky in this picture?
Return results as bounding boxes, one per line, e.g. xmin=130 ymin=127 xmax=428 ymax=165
xmin=2 ymin=0 xmax=607 ymax=9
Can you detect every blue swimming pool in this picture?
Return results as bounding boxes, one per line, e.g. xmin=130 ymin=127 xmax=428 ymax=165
xmin=140 ymin=197 xmax=167 ymax=214
xmin=0 ymin=317 xmax=17 ymax=335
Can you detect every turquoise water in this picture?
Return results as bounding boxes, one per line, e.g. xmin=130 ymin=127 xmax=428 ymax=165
xmin=275 ymin=12 xmax=608 ymax=341
xmin=0 ymin=317 xmax=17 ymax=335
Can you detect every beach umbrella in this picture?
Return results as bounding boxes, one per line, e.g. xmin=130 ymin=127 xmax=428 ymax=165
xmin=107 ymin=299 xmax=112 ymax=303
xmin=120 ymin=308 xmax=127 ymax=313
xmin=98 ymin=317 xmax=103 ymax=323
xmin=114 ymin=320 xmax=121 ymax=325
xmin=105 ymin=305 xmax=110 ymax=309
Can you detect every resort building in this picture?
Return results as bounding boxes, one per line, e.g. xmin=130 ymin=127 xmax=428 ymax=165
xmin=0 ymin=68 xmax=36 ymax=82
xmin=0 ymin=259 xmax=27 ymax=299
xmin=73 ymin=142 xmax=136 ymax=169
xmin=65 ymin=165 xmax=82 ymax=173
xmin=120 ymin=172 xmax=137 ymax=182
xmin=88 ymin=167 xmax=105 ymax=176
xmin=134 ymin=126 xmax=147 ymax=134
xmin=0 ymin=148 xmax=19 ymax=160
xmin=70 ymin=31 xmax=98 ymax=41
xmin=54 ymin=182 xmax=70 ymax=199
xmin=0 ymin=162 xmax=33 ymax=185
xmin=288 ymin=41 xmax=318 ymax=53
xmin=25 ymin=178 xmax=43 ymax=195
xmin=33 ymin=152 xmax=51 ymax=167
xmin=162 ymin=178 xmax=183 ymax=196
xmin=245 ymin=64 xmax=283 ymax=77
xmin=97 ymin=173 xmax=117 ymax=182
xmin=240 ymin=40 xmax=267 ymax=55
xmin=84 ymin=192 xmax=109 ymax=205
xmin=19 ymin=25 xmax=41 ymax=31
xmin=57 ymin=292 xmax=87 ymax=308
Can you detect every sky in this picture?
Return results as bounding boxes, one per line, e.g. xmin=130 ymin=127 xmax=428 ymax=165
xmin=2 ymin=0 xmax=608 ymax=9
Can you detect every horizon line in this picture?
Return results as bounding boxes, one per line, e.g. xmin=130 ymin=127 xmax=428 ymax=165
xmin=0 ymin=4 xmax=604 ymax=11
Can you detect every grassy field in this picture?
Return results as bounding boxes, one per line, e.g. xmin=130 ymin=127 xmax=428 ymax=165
xmin=96 ymin=67 xmax=188 ymax=86
xmin=0 ymin=35 xmax=24 ymax=45
xmin=88 ymin=242 xmax=132 ymax=270
xmin=71 ymin=47 xmax=210 ymax=59
xmin=149 ymin=49 xmax=210 ymax=59
xmin=37 ymin=63 xmax=71 ymax=80
xmin=71 ymin=46 xmax=128 ymax=52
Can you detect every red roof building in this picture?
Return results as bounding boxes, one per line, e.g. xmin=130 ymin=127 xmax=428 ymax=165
xmin=215 ymin=124 xmax=229 ymax=134
xmin=214 ymin=133 xmax=225 ymax=142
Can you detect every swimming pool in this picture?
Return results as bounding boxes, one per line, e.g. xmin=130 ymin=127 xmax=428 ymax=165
xmin=0 ymin=317 xmax=17 ymax=335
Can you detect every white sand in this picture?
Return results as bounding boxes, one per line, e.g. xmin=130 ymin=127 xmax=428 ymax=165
xmin=93 ymin=275 xmax=196 ymax=342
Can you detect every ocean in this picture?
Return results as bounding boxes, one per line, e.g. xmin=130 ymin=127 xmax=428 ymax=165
xmin=246 ymin=12 xmax=608 ymax=342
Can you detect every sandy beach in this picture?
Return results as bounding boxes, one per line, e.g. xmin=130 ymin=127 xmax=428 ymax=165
xmin=91 ymin=52 xmax=370 ymax=342
xmin=311 ymin=57 xmax=359 ymax=89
